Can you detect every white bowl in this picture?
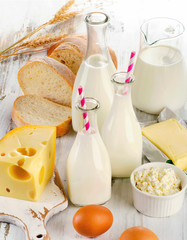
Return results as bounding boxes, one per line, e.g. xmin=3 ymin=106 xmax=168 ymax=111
xmin=130 ymin=162 xmax=187 ymax=217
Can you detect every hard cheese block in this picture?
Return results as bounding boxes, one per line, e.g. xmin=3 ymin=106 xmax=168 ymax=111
xmin=142 ymin=118 xmax=187 ymax=170
xmin=0 ymin=125 xmax=56 ymax=201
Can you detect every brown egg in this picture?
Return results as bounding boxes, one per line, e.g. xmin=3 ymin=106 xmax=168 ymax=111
xmin=120 ymin=227 xmax=159 ymax=240
xmin=73 ymin=205 xmax=113 ymax=237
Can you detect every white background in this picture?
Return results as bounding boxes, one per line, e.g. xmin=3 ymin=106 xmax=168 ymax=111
xmin=0 ymin=0 xmax=187 ymax=239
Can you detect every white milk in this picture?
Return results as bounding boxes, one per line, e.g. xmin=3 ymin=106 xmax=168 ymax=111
xmin=102 ymin=93 xmax=142 ymax=177
xmin=132 ymin=45 xmax=187 ymax=114
xmin=72 ymin=54 xmax=116 ymax=132
xmin=67 ymin=129 xmax=111 ymax=206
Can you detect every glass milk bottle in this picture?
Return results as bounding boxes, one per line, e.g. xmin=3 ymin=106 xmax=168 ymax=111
xmin=67 ymin=97 xmax=111 ymax=206
xmin=72 ymin=12 xmax=116 ymax=132
xmin=102 ymin=72 xmax=142 ymax=177
xmin=132 ymin=17 xmax=187 ymax=114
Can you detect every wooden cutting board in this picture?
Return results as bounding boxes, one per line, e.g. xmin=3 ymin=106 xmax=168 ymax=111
xmin=0 ymin=168 xmax=68 ymax=240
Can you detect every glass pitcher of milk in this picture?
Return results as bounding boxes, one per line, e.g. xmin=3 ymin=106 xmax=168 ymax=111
xmin=132 ymin=18 xmax=187 ymax=114
xmin=72 ymin=12 xmax=116 ymax=132
xmin=67 ymin=97 xmax=111 ymax=206
xmin=102 ymin=72 xmax=142 ymax=177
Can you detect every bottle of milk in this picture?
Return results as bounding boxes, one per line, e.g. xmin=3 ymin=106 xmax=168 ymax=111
xmin=102 ymin=72 xmax=142 ymax=177
xmin=72 ymin=12 xmax=116 ymax=132
xmin=67 ymin=97 xmax=111 ymax=206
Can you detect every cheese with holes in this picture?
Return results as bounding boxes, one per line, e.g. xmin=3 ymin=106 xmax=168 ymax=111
xmin=0 ymin=125 xmax=56 ymax=201
xmin=142 ymin=119 xmax=187 ymax=170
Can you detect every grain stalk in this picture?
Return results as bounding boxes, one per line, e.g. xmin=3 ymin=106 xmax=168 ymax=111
xmin=0 ymin=0 xmax=77 ymax=56
xmin=0 ymin=33 xmax=68 ymax=61
xmin=12 ymin=33 xmax=67 ymax=50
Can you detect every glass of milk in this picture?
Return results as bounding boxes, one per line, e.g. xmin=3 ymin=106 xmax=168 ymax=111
xmin=102 ymin=72 xmax=142 ymax=178
xmin=132 ymin=18 xmax=187 ymax=114
xmin=67 ymin=97 xmax=111 ymax=206
xmin=72 ymin=12 xmax=116 ymax=132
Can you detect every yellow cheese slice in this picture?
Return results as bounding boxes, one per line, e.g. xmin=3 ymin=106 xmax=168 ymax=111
xmin=142 ymin=119 xmax=187 ymax=170
xmin=0 ymin=125 xmax=56 ymax=201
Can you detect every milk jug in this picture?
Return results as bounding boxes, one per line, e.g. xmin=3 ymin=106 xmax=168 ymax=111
xmin=132 ymin=18 xmax=187 ymax=114
xmin=67 ymin=97 xmax=111 ymax=206
xmin=102 ymin=72 xmax=142 ymax=177
xmin=72 ymin=12 xmax=116 ymax=132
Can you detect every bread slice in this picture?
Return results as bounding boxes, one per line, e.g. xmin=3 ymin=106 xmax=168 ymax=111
xmin=12 ymin=95 xmax=72 ymax=137
xmin=47 ymin=35 xmax=118 ymax=74
xmin=18 ymin=57 xmax=75 ymax=106
xmin=47 ymin=35 xmax=87 ymax=57
xmin=48 ymin=36 xmax=87 ymax=75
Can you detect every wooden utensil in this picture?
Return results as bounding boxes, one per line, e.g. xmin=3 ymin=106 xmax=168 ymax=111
xmin=0 ymin=168 xmax=68 ymax=240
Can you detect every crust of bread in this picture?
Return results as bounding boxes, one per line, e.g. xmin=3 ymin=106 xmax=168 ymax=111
xmin=74 ymin=35 xmax=87 ymax=40
xmin=49 ymin=44 xmax=81 ymax=58
xmin=47 ymin=41 xmax=64 ymax=57
xmin=47 ymin=35 xmax=87 ymax=57
xmin=12 ymin=95 xmax=72 ymax=137
xmin=108 ymin=47 xmax=118 ymax=69
xmin=57 ymin=37 xmax=86 ymax=56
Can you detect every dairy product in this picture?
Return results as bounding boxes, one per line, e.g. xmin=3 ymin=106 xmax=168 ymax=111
xmin=72 ymin=54 xmax=116 ymax=131
xmin=67 ymin=129 xmax=111 ymax=206
xmin=132 ymin=45 xmax=187 ymax=114
xmin=0 ymin=125 xmax=56 ymax=201
xmin=102 ymin=92 xmax=142 ymax=177
xmin=142 ymin=118 xmax=187 ymax=170
xmin=134 ymin=167 xmax=181 ymax=196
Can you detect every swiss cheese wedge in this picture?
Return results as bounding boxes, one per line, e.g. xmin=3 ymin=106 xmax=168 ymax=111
xmin=0 ymin=125 xmax=56 ymax=201
xmin=142 ymin=119 xmax=187 ymax=170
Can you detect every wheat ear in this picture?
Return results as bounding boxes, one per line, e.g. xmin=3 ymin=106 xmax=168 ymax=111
xmin=0 ymin=0 xmax=76 ymax=56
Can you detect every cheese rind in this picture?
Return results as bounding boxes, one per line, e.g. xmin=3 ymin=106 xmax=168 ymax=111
xmin=142 ymin=119 xmax=187 ymax=170
xmin=0 ymin=125 xmax=56 ymax=201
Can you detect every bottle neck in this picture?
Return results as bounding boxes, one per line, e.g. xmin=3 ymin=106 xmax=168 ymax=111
xmin=84 ymin=12 xmax=110 ymax=61
xmin=78 ymin=110 xmax=98 ymax=133
xmin=114 ymin=84 xmax=133 ymax=105
xmin=76 ymin=97 xmax=100 ymax=134
xmin=111 ymin=72 xmax=135 ymax=108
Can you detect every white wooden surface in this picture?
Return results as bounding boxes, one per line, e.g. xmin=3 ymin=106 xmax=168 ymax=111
xmin=0 ymin=0 xmax=187 ymax=239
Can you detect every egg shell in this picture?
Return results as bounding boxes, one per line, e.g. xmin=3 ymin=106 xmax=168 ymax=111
xmin=73 ymin=205 xmax=113 ymax=237
xmin=120 ymin=226 xmax=159 ymax=240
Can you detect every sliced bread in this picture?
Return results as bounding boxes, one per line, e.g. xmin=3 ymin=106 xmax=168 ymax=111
xmin=47 ymin=35 xmax=87 ymax=57
xmin=48 ymin=36 xmax=87 ymax=75
xmin=18 ymin=57 xmax=75 ymax=106
xmin=12 ymin=95 xmax=72 ymax=137
xmin=47 ymin=35 xmax=118 ymax=75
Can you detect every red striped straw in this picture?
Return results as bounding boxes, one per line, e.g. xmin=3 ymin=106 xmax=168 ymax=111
xmin=78 ymin=86 xmax=90 ymax=132
xmin=125 ymin=51 xmax=136 ymax=83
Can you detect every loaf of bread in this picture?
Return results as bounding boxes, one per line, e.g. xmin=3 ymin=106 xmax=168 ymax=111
xmin=47 ymin=35 xmax=118 ymax=75
xmin=12 ymin=95 xmax=72 ymax=137
xmin=18 ymin=57 xmax=75 ymax=106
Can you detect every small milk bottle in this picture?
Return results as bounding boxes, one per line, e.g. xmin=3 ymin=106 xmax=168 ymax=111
xmin=102 ymin=72 xmax=142 ymax=178
xmin=72 ymin=12 xmax=116 ymax=132
xmin=67 ymin=97 xmax=111 ymax=206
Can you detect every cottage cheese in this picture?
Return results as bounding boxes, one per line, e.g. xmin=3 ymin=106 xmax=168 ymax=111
xmin=134 ymin=167 xmax=182 ymax=196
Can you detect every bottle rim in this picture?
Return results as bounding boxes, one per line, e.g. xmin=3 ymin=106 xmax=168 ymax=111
xmin=85 ymin=12 xmax=109 ymax=25
xmin=111 ymin=72 xmax=135 ymax=85
xmin=76 ymin=97 xmax=100 ymax=112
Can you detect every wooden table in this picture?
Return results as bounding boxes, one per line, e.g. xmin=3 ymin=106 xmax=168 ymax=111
xmin=0 ymin=0 xmax=187 ymax=239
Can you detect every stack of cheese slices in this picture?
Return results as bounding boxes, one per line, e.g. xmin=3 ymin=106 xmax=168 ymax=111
xmin=13 ymin=35 xmax=117 ymax=137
